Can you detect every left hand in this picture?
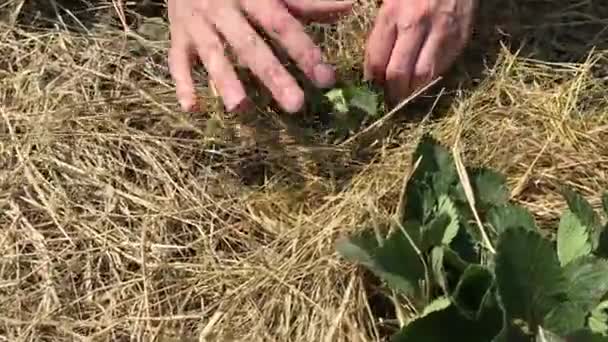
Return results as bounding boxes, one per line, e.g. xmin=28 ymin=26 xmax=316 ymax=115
xmin=364 ymin=0 xmax=477 ymax=108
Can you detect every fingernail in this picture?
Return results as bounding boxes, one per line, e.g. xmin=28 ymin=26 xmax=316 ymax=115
xmin=223 ymin=92 xmax=248 ymax=113
xmin=227 ymin=97 xmax=253 ymax=114
xmin=282 ymin=89 xmax=305 ymax=114
xmin=223 ymin=98 xmax=242 ymax=112
xmin=179 ymin=97 xmax=195 ymax=112
xmin=313 ymin=63 xmax=336 ymax=88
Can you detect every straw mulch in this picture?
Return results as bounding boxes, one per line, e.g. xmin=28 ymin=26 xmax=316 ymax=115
xmin=1 ymin=0 xmax=607 ymax=341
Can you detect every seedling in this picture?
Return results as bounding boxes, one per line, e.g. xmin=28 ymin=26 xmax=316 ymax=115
xmin=305 ymin=81 xmax=383 ymax=143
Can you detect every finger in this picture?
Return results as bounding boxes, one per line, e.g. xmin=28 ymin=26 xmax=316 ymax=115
xmin=168 ymin=27 xmax=198 ymax=111
xmin=207 ymin=4 xmax=305 ymax=113
xmin=284 ymin=0 xmax=354 ymax=24
xmin=409 ymin=21 xmax=462 ymax=93
xmin=243 ymin=0 xmax=336 ymax=88
xmin=363 ymin=6 xmax=398 ymax=85
xmin=409 ymin=31 xmax=448 ymax=95
xmin=384 ymin=22 xmax=428 ymax=107
xmin=187 ymin=18 xmax=250 ymax=112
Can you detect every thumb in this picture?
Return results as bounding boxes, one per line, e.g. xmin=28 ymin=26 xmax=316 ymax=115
xmin=284 ymin=0 xmax=354 ymax=24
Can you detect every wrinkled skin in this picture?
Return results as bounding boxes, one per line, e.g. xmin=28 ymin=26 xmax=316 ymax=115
xmin=167 ymin=0 xmax=477 ymax=113
xmin=365 ymin=0 xmax=477 ymax=108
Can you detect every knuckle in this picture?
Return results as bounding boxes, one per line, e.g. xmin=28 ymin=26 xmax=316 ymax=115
xmin=395 ymin=2 xmax=430 ymax=32
xmin=270 ymin=12 xmax=295 ymax=37
xmin=191 ymin=6 xmax=207 ymax=19
xmin=396 ymin=15 xmax=428 ymax=33
xmin=196 ymin=37 xmax=224 ymax=61
xmin=295 ymin=47 xmax=321 ymax=71
xmin=435 ymin=13 xmax=458 ymax=32
xmin=385 ymin=67 xmax=407 ymax=81
xmin=240 ymin=35 xmax=262 ymax=56
xmin=205 ymin=39 xmax=224 ymax=54
xmin=262 ymin=63 xmax=285 ymax=82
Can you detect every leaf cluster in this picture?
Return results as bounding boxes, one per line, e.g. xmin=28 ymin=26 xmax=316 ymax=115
xmin=337 ymin=134 xmax=608 ymax=341
xmin=306 ymin=82 xmax=382 ymax=142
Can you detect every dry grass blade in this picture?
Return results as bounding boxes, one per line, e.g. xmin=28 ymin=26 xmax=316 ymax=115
xmin=1 ymin=0 xmax=608 ymax=341
xmin=452 ymin=142 xmax=496 ymax=254
xmin=340 ymin=76 xmax=443 ymax=147
xmin=324 ymin=275 xmax=355 ymax=342
xmin=199 ymin=310 xmax=224 ymax=341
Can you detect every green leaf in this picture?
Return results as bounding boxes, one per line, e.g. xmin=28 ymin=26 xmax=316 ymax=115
xmin=450 ymin=179 xmax=469 ymax=204
xmin=468 ymin=168 xmax=509 ymax=210
xmin=436 ymin=195 xmax=460 ymax=244
xmin=422 ymin=195 xmax=460 ymax=248
xmin=344 ymin=85 xmax=379 ymax=117
xmin=562 ymin=187 xmax=600 ymax=228
xmin=323 ymin=84 xmax=380 ymax=117
xmin=336 ymin=229 xmax=378 ymax=266
xmin=336 ymin=227 xmax=425 ymax=297
xmin=441 ymin=246 xmax=471 ymax=293
xmin=401 ymin=135 xmax=461 ymax=226
xmin=403 ymin=180 xmax=437 ymax=225
xmin=540 ymin=255 xmax=608 ymax=335
xmin=602 ymin=193 xmax=608 ymax=217
xmin=544 ymin=328 xmax=608 ymax=342
xmin=451 ymin=264 xmax=495 ymax=319
xmin=449 ymin=226 xmax=480 ymax=264
xmin=541 ymin=257 xmax=608 ymax=335
xmin=420 ymin=296 xmax=451 ymax=317
xmin=391 ymin=301 xmax=503 ymax=342
xmin=557 ymin=210 xmax=592 ymax=266
xmin=410 ymin=134 xmax=458 ymax=194
xmin=487 ymin=203 xmax=537 ymax=235
xmin=411 ymin=135 xmax=453 ymax=174
xmin=423 ymin=213 xmax=451 ymax=247
xmin=443 ymin=246 xmax=469 ymax=273
xmin=543 ymin=329 xmax=608 ymax=342
xmin=566 ymin=329 xmax=608 ymax=341
xmin=543 ymin=302 xmax=587 ymax=336
xmin=562 ymin=256 xmax=608 ymax=312
xmin=561 ymin=187 xmax=602 ymax=249
xmin=536 ymin=327 xmax=567 ymax=342
xmin=431 ymin=247 xmax=448 ymax=294
xmin=492 ymin=322 xmax=530 ymax=342
xmin=598 ymin=231 xmax=608 ymax=259
xmin=324 ymin=88 xmax=349 ymax=113
xmin=600 ymin=193 xmax=608 ymax=257
xmin=589 ymin=300 xmax=608 ymax=336
xmin=495 ymin=227 xmax=567 ymax=327
xmin=397 ymin=219 xmax=425 ymax=250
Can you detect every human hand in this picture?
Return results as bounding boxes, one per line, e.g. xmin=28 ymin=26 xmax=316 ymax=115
xmin=167 ymin=0 xmax=353 ymax=113
xmin=364 ymin=0 xmax=477 ymax=108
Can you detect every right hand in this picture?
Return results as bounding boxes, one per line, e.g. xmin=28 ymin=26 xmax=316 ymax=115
xmin=167 ymin=0 xmax=353 ymax=113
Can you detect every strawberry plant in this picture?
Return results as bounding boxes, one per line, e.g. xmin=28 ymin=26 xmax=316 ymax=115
xmin=337 ymin=134 xmax=608 ymax=341
xmin=306 ymin=81 xmax=382 ymax=143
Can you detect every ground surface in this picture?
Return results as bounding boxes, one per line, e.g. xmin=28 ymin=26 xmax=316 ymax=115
xmin=1 ymin=0 xmax=608 ymax=341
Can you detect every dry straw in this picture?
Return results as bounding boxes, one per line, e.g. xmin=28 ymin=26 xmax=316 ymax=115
xmin=1 ymin=0 xmax=608 ymax=341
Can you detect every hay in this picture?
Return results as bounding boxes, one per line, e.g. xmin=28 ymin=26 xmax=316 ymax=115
xmin=1 ymin=0 xmax=608 ymax=341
